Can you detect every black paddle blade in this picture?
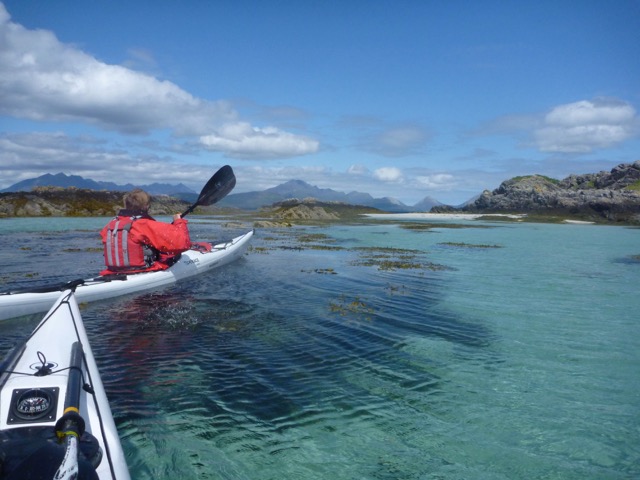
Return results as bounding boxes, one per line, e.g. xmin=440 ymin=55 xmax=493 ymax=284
xmin=197 ymin=165 xmax=236 ymax=206
xmin=181 ymin=165 xmax=236 ymax=217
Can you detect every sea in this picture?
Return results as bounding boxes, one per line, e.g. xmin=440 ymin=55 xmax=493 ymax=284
xmin=0 ymin=215 xmax=639 ymax=480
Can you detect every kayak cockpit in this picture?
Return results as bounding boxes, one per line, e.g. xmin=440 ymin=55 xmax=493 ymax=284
xmin=0 ymin=425 xmax=102 ymax=479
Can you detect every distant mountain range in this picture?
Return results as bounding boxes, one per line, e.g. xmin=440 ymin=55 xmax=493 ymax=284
xmin=1 ymin=173 xmax=195 ymax=196
xmin=218 ymin=179 xmax=443 ymax=212
xmin=2 ymin=173 xmax=445 ymax=212
xmin=4 ymin=163 xmax=638 ymax=222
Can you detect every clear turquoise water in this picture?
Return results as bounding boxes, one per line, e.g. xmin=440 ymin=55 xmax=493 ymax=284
xmin=1 ymin=216 xmax=639 ymax=479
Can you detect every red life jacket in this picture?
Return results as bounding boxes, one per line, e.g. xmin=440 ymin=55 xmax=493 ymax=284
xmin=103 ymin=216 xmax=157 ymax=271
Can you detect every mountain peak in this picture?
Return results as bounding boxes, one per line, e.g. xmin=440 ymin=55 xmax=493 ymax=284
xmin=282 ymin=179 xmax=312 ymax=187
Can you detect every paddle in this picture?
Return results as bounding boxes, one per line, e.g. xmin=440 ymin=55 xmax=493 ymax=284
xmin=0 ymin=275 xmax=127 ymax=296
xmin=180 ymin=165 xmax=236 ymax=218
xmin=54 ymin=341 xmax=86 ymax=479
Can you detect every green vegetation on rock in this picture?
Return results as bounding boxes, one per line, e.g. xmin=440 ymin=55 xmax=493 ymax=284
xmin=511 ymin=174 xmax=560 ymax=185
xmin=626 ymin=180 xmax=640 ymax=192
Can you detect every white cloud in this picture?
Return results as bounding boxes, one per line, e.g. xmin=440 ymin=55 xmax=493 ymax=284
xmin=0 ymin=11 xmax=212 ymax=133
xmin=416 ymin=173 xmax=455 ymax=189
xmin=534 ymin=98 xmax=637 ymax=153
xmin=544 ymin=99 xmax=635 ymax=126
xmin=0 ymin=131 xmax=218 ymax=187
xmin=374 ymin=166 xmax=404 ymax=182
xmin=199 ymin=122 xmax=319 ymax=159
xmin=0 ymin=5 xmax=317 ymax=157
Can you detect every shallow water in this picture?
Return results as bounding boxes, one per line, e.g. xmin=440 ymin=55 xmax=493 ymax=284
xmin=1 ymin=216 xmax=639 ymax=479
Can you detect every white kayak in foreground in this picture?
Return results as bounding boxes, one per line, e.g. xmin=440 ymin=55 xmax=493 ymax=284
xmin=0 ymin=289 xmax=130 ymax=479
xmin=0 ymin=230 xmax=253 ymax=322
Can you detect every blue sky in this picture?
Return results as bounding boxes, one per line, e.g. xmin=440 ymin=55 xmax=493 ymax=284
xmin=1 ymin=1 xmax=639 ymax=205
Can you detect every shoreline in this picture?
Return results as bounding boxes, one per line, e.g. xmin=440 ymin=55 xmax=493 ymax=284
xmin=365 ymin=212 xmax=600 ymax=225
xmin=364 ymin=213 xmax=526 ymax=220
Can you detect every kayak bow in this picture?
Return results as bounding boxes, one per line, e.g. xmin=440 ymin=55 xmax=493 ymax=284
xmin=0 ymin=289 xmax=130 ymax=479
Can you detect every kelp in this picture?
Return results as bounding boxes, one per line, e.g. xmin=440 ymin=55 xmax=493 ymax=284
xmin=437 ymin=242 xmax=502 ymax=249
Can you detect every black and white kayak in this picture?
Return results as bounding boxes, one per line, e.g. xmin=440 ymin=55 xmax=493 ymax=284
xmin=0 ymin=230 xmax=254 ymax=322
xmin=0 ymin=289 xmax=130 ymax=479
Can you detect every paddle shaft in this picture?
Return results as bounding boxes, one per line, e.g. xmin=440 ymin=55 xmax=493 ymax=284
xmin=54 ymin=341 xmax=85 ymax=480
xmin=64 ymin=341 xmax=84 ymax=411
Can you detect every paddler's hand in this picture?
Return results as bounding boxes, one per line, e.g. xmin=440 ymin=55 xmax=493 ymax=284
xmin=173 ymin=213 xmax=182 ymax=222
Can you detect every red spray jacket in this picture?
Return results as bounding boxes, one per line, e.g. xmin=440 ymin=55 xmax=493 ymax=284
xmin=100 ymin=210 xmax=191 ymax=275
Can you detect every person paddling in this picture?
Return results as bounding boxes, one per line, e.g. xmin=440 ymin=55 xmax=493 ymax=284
xmin=100 ymin=189 xmax=191 ymax=275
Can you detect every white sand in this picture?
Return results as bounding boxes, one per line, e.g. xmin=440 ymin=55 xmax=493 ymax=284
xmin=562 ymin=219 xmax=595 ymax=224
xmin=365 ymin=213 xmax=598 ymax=225
xmin=364 ymin=213 xmax=526 ymax=220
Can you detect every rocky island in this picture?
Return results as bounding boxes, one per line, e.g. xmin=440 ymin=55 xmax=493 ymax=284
xmin=434 ymin=161 xmax=640 ymax=225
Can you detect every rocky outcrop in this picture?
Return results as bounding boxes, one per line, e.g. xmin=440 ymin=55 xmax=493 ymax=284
xmin=0 ymin=186 xmax=190 ymax=217
xmin=458 ymin=161 xmax=640 ymax=224
xmin=275 ymin=203 xmax=340 ymax=221
xmin=256 ymin=198 xmax=383 ymax=225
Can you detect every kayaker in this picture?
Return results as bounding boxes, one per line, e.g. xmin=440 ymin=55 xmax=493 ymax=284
xmin=100 ymin=188 xmax=191 ymax=275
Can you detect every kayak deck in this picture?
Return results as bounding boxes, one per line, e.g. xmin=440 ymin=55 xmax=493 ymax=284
xmin=0 ymin=230 xmax=253 ymax=321
xmin=0 ymin=289 xmax=130 ymax=479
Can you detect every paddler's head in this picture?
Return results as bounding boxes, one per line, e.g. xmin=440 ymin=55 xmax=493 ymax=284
xmin=124 ymin=189 xmax=151 ymax=213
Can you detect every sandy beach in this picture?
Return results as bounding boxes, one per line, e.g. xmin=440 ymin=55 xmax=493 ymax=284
xmin=364 ymin=212 xmax=526 ymax=220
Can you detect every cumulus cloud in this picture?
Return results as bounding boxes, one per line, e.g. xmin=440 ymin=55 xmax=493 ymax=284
xmin=0 ymin=10 xmax=219 ymax=134
xmin=199 ymin=122 xmax=319 ymax=158
xmin=534 ymin=98 xmax=637 ymax=153
xmin=374 ymin=166 xmax=404 ymax=182
xmin=416 ymin=173 xmax=456 ymax=189
xmin=0 ymin=5 xmax=318 ymax=158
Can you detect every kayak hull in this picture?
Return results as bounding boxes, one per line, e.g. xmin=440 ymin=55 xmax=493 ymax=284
xmin=0 ymin=290 xmax=130 ymax=479
xmin=0 ymin=230 xmax=253 ymax=321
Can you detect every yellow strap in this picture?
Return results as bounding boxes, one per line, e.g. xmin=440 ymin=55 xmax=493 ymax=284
xmin=56 ymin=430 xmax=80 ymax=440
